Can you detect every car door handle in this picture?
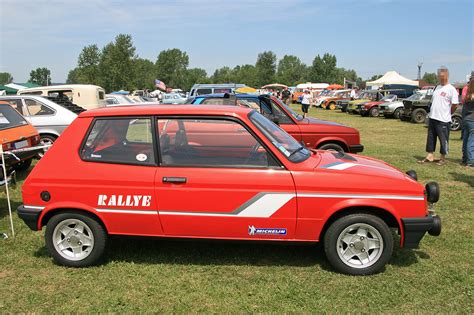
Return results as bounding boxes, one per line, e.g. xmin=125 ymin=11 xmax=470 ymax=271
xmin=162 ymin=177 xmax=187 ymax=184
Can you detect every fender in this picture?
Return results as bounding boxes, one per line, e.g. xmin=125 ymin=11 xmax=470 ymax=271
xmin=314 ymin=136 xmax=349 ymax=150
xmin=37 ymin=201 xmax=106 ymax=230
xmin=38 ymin=129 xmax=61 ymax=138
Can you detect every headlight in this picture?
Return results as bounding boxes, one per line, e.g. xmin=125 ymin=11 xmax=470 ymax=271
xmin=425 ymin=182 xmax=440 ymax=203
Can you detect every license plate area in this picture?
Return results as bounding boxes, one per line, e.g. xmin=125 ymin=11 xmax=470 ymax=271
xmin=14 ymin=140 xmax=28 ymax=149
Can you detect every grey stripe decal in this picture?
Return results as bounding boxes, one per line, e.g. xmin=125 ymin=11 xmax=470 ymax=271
xmin=320 ymin=161 xmax=344 ymax=169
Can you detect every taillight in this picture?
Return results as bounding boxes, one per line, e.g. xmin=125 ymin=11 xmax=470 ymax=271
xmin=31 ymin=135 xmax=41 ymax=145
xmin=2 ymin=143 xmax=13 ymax=151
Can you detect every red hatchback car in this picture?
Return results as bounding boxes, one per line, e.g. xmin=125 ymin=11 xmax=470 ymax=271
xmin=18 ymin=105 xmax=441 ymax=275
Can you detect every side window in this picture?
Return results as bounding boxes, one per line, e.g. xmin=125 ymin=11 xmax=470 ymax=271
xmin=81 ymin=118 xmax=155 ymax=165
xmin=270 ymin=101 xmax=293 ymax=124
xmin=157 ymin=118 xmax=277 ymax=168
xmin=196 ymin=88 xmax=212 ymax=95
xmin=25 ymin=99 xmax=55 ymax=116
xmin=201 ymin=98 xmax=236 ymax=105
xmin=98 ymin=91 xmax=105 ymax=100
xmin=4 ymin=99 xmax=24 ymax=115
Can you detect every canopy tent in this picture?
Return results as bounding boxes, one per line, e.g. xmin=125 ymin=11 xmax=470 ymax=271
xmin=235 ymin=86 xmax=257 ymax=93
xmin=0 ymin=85 xmax=18 ymax=95
xmin=366 ymin=71 xmax=418 ymax=87
xmin=261 ymin=83 xmax=288 ymax=89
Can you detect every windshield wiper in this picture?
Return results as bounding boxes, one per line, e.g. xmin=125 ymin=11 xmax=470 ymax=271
xmin=288 ymin=145 xmax=306 ymax=158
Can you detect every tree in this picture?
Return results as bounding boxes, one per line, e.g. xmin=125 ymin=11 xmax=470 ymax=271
xmin=76 ymin=44 xmax=101 ymax=84
xmin=185 ymin=68 xmax=208 ymax=91
xmin=0 ymin=72 xmax=13 ymax=85
xmin=155 ymin=48 xmax=189 ymax=89
xmin=98 ymin=34 xmax=136 ymax=92
xmin=309 ymin=53 xmax=337 ymax=83
xmin=232 ymin=64 xmax=258 ymax=87
xmin=255 ymin=51 xmax=277 ymax=87
xmin=66 ymin=68 xmax=80 ymax=84
xmin=29 ymin=67 xmax=51 ymax=86
xmin=276 ymin=55 xmax=306 ymax=86
xmin=131 ymin=58 xmax=156 ymax=90
xmin=368 ymin=74 xmax=383 ymax=81
xmin=422 ymin=72 xmax=438 ymax=85
xmin=211 ymin=66 xmax=234 ymax=83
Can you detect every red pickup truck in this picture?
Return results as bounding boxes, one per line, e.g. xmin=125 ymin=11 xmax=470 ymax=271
xmin=18 ymin=105 xmax=441 ymax=275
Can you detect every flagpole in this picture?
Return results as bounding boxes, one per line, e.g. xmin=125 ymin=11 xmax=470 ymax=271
xmin=1 ymin=145 xmax=15 ymax=238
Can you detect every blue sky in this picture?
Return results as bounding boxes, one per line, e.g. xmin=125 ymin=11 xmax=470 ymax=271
xmin=0 ymin=0 xmax=472 ymax=84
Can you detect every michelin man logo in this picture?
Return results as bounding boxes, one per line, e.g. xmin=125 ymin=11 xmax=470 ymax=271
xmin=248 ymin=225 xmax=287 ymax=236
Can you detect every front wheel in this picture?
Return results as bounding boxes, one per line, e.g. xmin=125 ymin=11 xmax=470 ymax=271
xmin=38 ymin=135 xmax=57 ymax=158
xmin=318 ymin=143 xmax=345 ymax=152
xmin=393 ymin=108 xmax=401 ymax=120
xmin=324 ymin=214 xmax=393 ymax=275
xmin=411 ymin=108 xmax=427 ymax=124
xmin=369 ymin=107 xmax=380 ymax=117
xmin=45 ymin=212 xmax=107 ymax=267
xmin=450 ymin=115 xmax=462 ymax=131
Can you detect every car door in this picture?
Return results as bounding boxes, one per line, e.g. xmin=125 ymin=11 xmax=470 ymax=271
xmin=155 ymin=116 xmax=297 ymax=239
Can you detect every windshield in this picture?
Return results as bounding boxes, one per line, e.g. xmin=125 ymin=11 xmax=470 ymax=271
xmin=407 ymin=91 xmax=429 ymax=101
xmin=381 ymin=94 xmax=396 ymax=101
xmin=0 ymin=105 xmax=29 ymax=130
xmin=249 ymin=111 xmax=310 ymax=163
xmin=273 ymin=97 xmax=304 ymax=121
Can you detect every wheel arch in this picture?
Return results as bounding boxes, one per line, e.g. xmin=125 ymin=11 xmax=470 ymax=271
xmin=315 ymin=138 xmax=349 ymax=152
xmin=318 ymin=205 xmax=401 ymax=243
xmin=40 ymin=207 xmax=108 ymax=233
xmin=39 ymin=131 xmax=60 ymax=139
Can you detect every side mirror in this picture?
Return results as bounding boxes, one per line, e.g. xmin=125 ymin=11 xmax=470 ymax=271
xmin=271 ymin=115 xmax=280 ymax=125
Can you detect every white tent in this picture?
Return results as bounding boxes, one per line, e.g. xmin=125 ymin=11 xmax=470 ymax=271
xmin=366 ymin=71 xmax=418 ymax=87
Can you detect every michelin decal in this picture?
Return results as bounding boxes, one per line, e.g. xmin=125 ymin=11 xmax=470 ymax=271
xmin=248 ymin=225 xmax=287 ymax=236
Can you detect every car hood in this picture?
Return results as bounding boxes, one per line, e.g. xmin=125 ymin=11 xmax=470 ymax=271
xmin=301 ymin=117 xmax=357 ymax=133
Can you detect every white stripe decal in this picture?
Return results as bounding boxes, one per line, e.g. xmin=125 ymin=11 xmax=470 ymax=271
xmin=96 ymin=208 xmax=157 ymax=215
xmin=298 ymin=193 xmax=424 ymax=201
xmin=237 ymin=193 xmax=295 ymax=217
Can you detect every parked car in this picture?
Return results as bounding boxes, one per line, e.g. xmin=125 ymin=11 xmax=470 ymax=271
xmin=450 ymin=104 xmax=463 ymax=132
xmin=0 ymin=95 xmax=85 ymax=157
xmin=189 ymin=93 xmax=364 ymax=153
xmin=17 ymin=105 xmax=441 ymax=275
xmin=320 ymin=90 xmax=351 ymax=110
xmin=0 ymin=101 xmax=42 ymax=172
xmin=189 ymin=83 xmax=247 ymax=97
xmin=106 ymin=94 xmax=137 ymax=106
xmin=161 ymin=93 xmax=187 ymax=104
xmin=346 ymin=91 xmax=386 ymax=114
xmin=18 ymin=85 xmax=106 ymax=110
xmin=359 ymin=94 xmax=398 ymax=117
xmin=400 ymin=91 xmax=433 ymax=123
xmin=336 ymin=98 xmax=351 ymax=112
xmin=380 ymin=99 xmax=404 ymax=119
xmin=292 ymin=83 xmax=329 ymax=103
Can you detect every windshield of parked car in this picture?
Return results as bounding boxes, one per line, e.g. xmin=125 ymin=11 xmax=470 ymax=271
xmin=250 ymin=111 xmax=310 ymax=163
xmin=407 ymin=91 xmax=428 ymax=101
xmin=273 ymin=97 xmax=304 ymax=121
xmin=381 ymin=94 xmax=396 ymax=101
xmin=0 ymin=105 xmax=29 ymax=130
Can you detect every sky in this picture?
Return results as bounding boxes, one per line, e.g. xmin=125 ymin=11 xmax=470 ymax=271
xmin=0 ymin=0 xmax=473 ymax=84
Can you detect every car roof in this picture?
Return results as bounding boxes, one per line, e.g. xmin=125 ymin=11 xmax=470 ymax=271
xmin=195 ymin=93 xmax=259 ymax=99
xmin=79 ymin=105 xmax=254 ymax=118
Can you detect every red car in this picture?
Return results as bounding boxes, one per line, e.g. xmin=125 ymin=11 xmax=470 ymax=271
xmin=18 ymin=105 xmax=441 ymax=275
xmin=191 ymin=94 xmax=364 ymax=153
xmin=360 ymin=95 xmax=398 ymax=117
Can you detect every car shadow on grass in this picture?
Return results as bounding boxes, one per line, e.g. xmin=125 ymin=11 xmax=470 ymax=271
xmin=450 ymin=172 xmax=474 ymax=187
xmin=33 ymin=235 xmax=424 ymax=273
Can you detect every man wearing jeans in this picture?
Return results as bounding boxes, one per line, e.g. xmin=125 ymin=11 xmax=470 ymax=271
xmin=419 ymin=67 xmax=459 ymax=165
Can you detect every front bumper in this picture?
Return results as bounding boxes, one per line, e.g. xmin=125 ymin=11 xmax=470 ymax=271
xmin=349 ymin=144 xmax=364 ymax=153
xmin=17 ymin=204 xmax=43 ymax=231
xmin=402 ymin=214 xmax=441 ymax=248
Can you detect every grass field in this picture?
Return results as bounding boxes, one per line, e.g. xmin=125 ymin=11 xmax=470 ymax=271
xmin=1 ymin=107 xmax=473 ymax=313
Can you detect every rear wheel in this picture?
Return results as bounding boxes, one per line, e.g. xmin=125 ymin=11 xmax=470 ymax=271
xmin=393 ymin=108 xmax=401 ymax=119
xmin=38 ymin=134 xmax=57 ymax=158
xmin=411 ymin=108 xmax=427 ymax=124
xmin=324 ymin=214 xmax=393 ymax=275
xmin=318 ymin=143 xmax=345 ymax=152
xmin=328 ymin=102 xmax=337 ymax=110
xmin=369 ymin=107 xmax=380 ymax=117
xmin=45 ymin=212 xmax=107 ymax=267
xmin=450 ymin=115 xmax=462 ymax=131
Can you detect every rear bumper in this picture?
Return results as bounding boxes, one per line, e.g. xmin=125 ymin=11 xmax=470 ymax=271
xmin=17 ymin=204 xmax=43 ymax=231
xmin=349 ymin=144 xmax=364 ymax=153
xmin=402 ymin=214 xmax=441 ymax=249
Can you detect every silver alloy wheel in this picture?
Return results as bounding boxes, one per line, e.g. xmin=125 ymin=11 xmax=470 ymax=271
xmin=38 ymin=137 xmax=54 ymax=158
xmin=336 ymin=223 xmax=384 ymax=269
xmin=52 ymin=219 xmax=95 ymax=261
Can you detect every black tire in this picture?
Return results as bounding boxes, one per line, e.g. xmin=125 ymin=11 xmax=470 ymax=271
xmin=369 ymin=107 xmax=380 ymax=117
xmin=328 ymin=102 xmax=337 ymax=110
xmin=450 ymin=115 xmax=462 ymax=131
xmin=45 ymin=211 xmax=107 ymax=267
xmin=318 ymin=143 xmax=345 ymax=152
xmin=38 ymin=134 xmax=57 ymax=158
xmin=324 ymin=213 xmax=393 ymax=275
xmin=393 ymin=108 xmax=401 ymax=120
xmin=411 ymin=108 xmax=427 ymax=124
xmin=12 ymin=158 xmax=32 ymax=172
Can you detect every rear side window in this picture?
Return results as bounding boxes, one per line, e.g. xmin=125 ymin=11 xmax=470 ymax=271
xmin=99 ymin=91 xmax=105 ymax=100
xmin=25 ymin=99 xmax=55 ymax=116
xmin=196 ymin=88 xmax=212 ymax=95
xmin=81 ymin=118 xmax=155 ymax=165
xmin=3 ymin=99 xmax=23 ymax=114
xmin=0 ymin=105 xmax=28 ymax=130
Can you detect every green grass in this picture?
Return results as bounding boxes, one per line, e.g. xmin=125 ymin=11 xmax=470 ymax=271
xmin=1 ymin=107 xmax=473 ymax=313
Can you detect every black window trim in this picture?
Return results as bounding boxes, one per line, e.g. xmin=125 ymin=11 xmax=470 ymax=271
xmin=79 ymin=115 xmax=158 ymax=167
xmin=155 ymin=114 xmax=286 ymax=170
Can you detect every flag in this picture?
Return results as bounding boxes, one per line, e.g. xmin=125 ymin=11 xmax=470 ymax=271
xmin=155 ymin=79 xmax=166 ymax=91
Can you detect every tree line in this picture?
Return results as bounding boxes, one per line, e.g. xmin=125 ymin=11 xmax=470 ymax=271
xmin=1 ymin=33 xmax=439 ymax=91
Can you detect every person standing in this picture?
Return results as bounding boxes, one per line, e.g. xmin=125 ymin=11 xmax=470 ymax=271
xmin=301 ymin=90 xmax=312 ymax=118
xmin=282 ymin=87 xmax=291 ymax=105
xmin=350 ymin=87 xmax=357 ymax=100
xmin=462 ymin=73 xmax=474 ymax=167
xmin=418 ymin=67 xmax=459 ymax=165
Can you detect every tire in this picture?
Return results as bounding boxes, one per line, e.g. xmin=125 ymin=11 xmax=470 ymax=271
xmin=12 ymin=158 xmax=32 ymax=172
xmin=45 ymin=211 xmax=107 ymax=267
xmin=324 ymin=213 xmax=393 ymax=275
xmin=450 ymin=115 xmax=462 ymax=131
xmin=318 ymin=143 xmax=345 ymax=152
xmin=393 ymin=108 xmax=401 ymax=120
xmin=328 ymin=102 xmax=337 ymax=110
xmin=411 ymin=108 xmax=427 ymax=124
xmin=369 ymin=107 xmax=380 ymax=117
xmin=38 ymin=135 xmax=57 ymax=158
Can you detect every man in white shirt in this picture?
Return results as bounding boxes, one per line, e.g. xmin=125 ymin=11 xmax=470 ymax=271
xmin=419 ymin=67 xmax=459 ymax=165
